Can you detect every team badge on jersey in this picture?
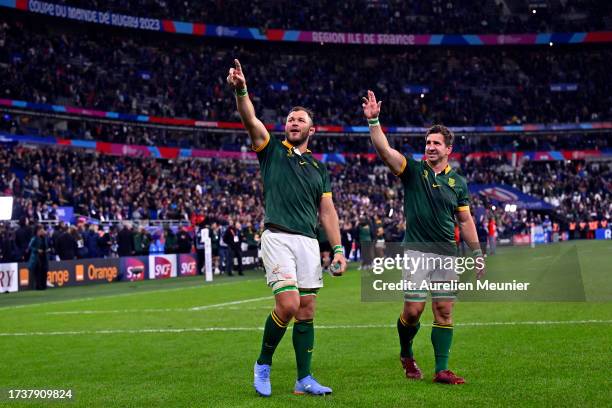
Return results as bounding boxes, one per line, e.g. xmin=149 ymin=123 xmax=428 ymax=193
xmin=448 ymin=178 xmax=456 ymax=188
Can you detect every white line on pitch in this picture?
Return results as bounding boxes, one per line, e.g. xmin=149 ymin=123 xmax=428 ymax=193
xmin=1 ymin=320 xmax=610 ymax=337
xmin=43 ymin=295 xmax=273 ymax=315
xmin=190 ymin=296 xmax=272 ymax=310
xmin=0 ymin=279 xmax=260 ymax=311
xmin=45 ymin=306 xmax=273 ymax=315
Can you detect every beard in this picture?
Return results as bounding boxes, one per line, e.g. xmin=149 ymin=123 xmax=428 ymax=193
xmin=285 ymin=128 xmax=310 ymax=146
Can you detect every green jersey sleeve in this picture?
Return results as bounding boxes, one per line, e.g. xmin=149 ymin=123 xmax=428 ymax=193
xmin=320 ymin=162 xmax=332 ymax=197
xmin=456 ymin=175 xmax=470 ymax=211
xmin=398 ymin=155 xmax=421 ymax=183
xmin=254 ymin=135 xmax=276 ymax=163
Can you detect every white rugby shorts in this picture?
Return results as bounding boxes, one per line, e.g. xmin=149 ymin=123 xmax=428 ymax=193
xmin=261 ymin=230 xmax=323 ymax=290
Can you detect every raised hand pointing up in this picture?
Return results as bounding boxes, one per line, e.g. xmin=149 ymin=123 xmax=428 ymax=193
xmin=227 ymin=59 xmax=246 ymax=89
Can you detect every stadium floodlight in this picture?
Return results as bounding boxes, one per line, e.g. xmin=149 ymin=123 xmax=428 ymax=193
xmin=0 ymin=196 xmax=13 ymax=220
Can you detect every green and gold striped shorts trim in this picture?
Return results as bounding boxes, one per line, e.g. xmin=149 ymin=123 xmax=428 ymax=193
xmin=299 ymin=289 xmax=319 ymax=297
xmin=273 ymin=285 xmax=298 ymax=295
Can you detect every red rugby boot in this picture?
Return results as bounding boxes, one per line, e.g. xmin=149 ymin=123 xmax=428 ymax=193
xmin=400 ymin=357 xmax=423 ymax=380
xmin=433 ymin=370 xmax=465 ymax=384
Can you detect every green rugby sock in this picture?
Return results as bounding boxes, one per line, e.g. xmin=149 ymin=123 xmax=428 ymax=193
xmin=256 ymin=310 xmax=288 ymax=366
xmin=431 ymin=322 xmax=453 ymax=373
xmin=397 ymin=315 xmax=420 ymax=358
xmin=293 ymin=319 xmax=314 ymax=380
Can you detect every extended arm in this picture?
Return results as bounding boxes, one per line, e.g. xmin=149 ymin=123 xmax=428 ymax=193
xmin=227 ymin=59 xmax=269 ymax=150
xmin=362 ymin=90 xmax=406 ymax=176
xmin=319 ymin=196 xmax=347 ymax=275
xmin=456 ymin=209 xmax=486 ymax=278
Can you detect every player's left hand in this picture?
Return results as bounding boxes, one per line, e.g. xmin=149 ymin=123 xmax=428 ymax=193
xmin=361 ymin=90 xmax=381 ymax=119
xmin=330 ymin=253 xmax=347 ymax=276
xmin=475 ymin=256 xmax=486 ymax=280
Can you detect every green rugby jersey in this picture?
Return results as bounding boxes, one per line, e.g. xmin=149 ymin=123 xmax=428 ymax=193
xmin=359 ymin=223 xmax=372 ymax=243
xmin=397 ymin=156 xmax=470 ymax=255
xmin=255 ymin=137 xmax=331 ymax=239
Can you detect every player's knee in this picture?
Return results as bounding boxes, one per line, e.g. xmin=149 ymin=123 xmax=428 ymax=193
xmin=432 ymin=304 xmax=453 ymax=325
xmin=275 ymin=299 xmax=300 ymax=321
xmin=296 ymin=297 xmax=316 ymax=320
xmin=296 ymin=307 xmax=314 ymax=321
xmin=275 ymin=298 xmax=300 ymax=320
xmin=402 ymin=303 xmax=424 ymax=324
xmin=272 ymin=281 xmax=300 ymax=320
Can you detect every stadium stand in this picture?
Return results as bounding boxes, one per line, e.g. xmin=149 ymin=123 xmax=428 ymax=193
xmin=0 ymin=16 xmax=611 ymax=127
xmin=0 ymin=144 xmax=609 ymax=261
xmin=0 ymin=3 xmax=610 ymax=264
xmin=56 ymin=0 xmax=612 ymax=33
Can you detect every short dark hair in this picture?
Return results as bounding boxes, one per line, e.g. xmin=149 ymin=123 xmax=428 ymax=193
xmin=425 ymin=124 xmax=454 ymax=147
xmin=289 ymin=106 xmax=314 ymax=125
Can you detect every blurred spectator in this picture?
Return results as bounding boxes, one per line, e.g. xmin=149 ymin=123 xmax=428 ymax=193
xmin=85 ymin=224 xmax=100 ymax=258
xmin=15 ymin=216 xmax=32 ymax=262
xmin=149 ymin=230 xmax=164 ymax=254
xmin=488 ymin=217 xmax=497 ymax=255
xmin=177 ymin=226 xmax=192 ymax=254
xmin=164 ymin=226 xmax=178 ymax=254
xmin=117 ymin=223 xmax=135 ymax=256
xmin=97 ymin=226 xmax=112 ymax=258
xmin=27 ymin=224 xmax=49 ymax=290
xmin=223 ymin=222 xmax=243 ymax=276
xmin=211 ymin=222 xmax=221 ymax=274
xmin=0 ymin=224 xmax=17 ymax=262
xmin=74 ymin=225 xmax=87 ymax=258
xmin=134 ymin=226 xmax=151 ymax=256
xmin=341 ymin=221 xmax=354 ymax=261
xmin=56 ymin=225 xmax=77 ymax=260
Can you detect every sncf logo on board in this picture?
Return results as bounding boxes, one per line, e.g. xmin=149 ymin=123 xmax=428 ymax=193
xmin=179 ymin=254 xmax=198 ymax=276
xmin=149 ymin=255 xmax=177 ymax=280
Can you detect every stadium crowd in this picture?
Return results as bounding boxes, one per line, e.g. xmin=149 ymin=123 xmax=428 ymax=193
xmin=0 ymin=145 xmax=609 ymax=263
xmin=56 ymin=0 xmax=611 ymax=34
xmin=1 ymin=16 xmax=611 ymax=129
xmin=1 ymin=112 xmax=610 ymax=154
xmin=0 ymin=6 xmax=610 ymax=266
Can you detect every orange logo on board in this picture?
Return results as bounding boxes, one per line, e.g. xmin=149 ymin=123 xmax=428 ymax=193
xmin=76 ymin=264 xmax=84 ymax=281
xmin=19 ymin=268 xmax=29 ymax=286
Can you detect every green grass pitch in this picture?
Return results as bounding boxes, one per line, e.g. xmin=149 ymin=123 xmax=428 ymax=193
xmin=0 ymin=241 xmax=610 ymax=407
